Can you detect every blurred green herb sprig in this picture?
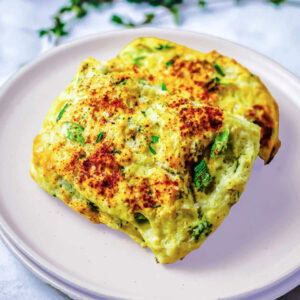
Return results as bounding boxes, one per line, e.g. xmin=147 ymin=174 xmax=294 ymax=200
xmin=39 ymin=0 xmax=291 ymax=42
xmin=39 ymin=0 xmax=113 ymax=40
xmin=111 ymin=13 xmax=155 ymax=27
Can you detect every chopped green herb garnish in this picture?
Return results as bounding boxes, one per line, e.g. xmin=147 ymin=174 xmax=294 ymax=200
xmin=152 ymin=136 xmax=159 ymax=143
xmin=194 ymin=159 xmax=212 ymax=190
xmin=134 ymin=56 xmax=146 ymax=66
xmin=210 ymin=130 xmax=229 ymax=158
xmin=134 ymin=212 xmax=149 ymax=224
xmin=152 ymin=203 xmax=161 ymax=208
xmin=206 ymin=77 xmax=230 ymax=91
xmin=161 ymin=82 xmax=167 ymax=91
xmin=87 ymin=200 xmax=99 ymax=212
xmin=65 ymin=122 xmax=85 ymax=144
xmin=79 ymin=152 xmax=87 ymax=159
xmin=166 ymin=60 xmax=175 ymax=67
xmin=141 ymin=110 xmax=147 ymax=117
xmin=190 ymin=220 xmax=212 ymax=241
xmin=149 ymin=135 xmax=159 ymax=154
xmin=213 ymin=77 xmax=221 ymax=83
xmin=155 ymin=43 xmax=175 ymax=50
xmin=112 ymin=149 xmax=119 ymax=154
xmin=96 ymin=131 xmax=104 ymax=143
xmin=118 ymin=79 xmax=127 ymax=85
xmin=137 ymin=125 xmax=142 ymax=132
xmin=56 ymin=103 xmax=68 ymax=122
xmin=149 ymin=144 xmax=156 ymax=155
xmin=81 ymin=114 xmax=85 ymax=120
xmin=214 ymin=64 xmax=225 ymax=77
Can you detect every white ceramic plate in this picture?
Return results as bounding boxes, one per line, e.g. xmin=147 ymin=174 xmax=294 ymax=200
xmin=0 ymin=229 xmax=90 ymax=299
xmin=1 ymin=226 xmax=300 ymax=300
xmin=0 ymin=28 xmax=300 ymax=300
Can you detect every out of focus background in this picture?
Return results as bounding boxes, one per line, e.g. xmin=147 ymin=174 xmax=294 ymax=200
xmin=0 ymin=0 xmax=299 ymax=299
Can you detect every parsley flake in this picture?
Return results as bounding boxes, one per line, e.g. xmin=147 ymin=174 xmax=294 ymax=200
xmin=149 ymin=144 xmax=156 ymax=155
xmin=210 ymin=130 xmax=229 ymax=158
xmin=149 ymin=135 xmax=159 ymax=154
xmin=162 ymin=82 xmax=167 ymax=91
xmin=87 ymin=200 xmax=99 ymax=212
xmin=65 ymin=122 xmax=85 ymax=144
xmin=56 ymin=103 xmax=68 ymax=122
xmin=194 ymin=159 xmax=212 ymax=190
xmin=134 ymin=212 xmax=149 ymax=224
xmin=214 ymin=64 xmax=225 ymax=77
xmin=134 ymin=56 xmax=146 ymax=66
xmin=166 ymin=60 xmax=175 ymax=67
xmin=79 ymin=152 xmax=87 ymax=159
xmin=152 ymin=136 xmax=159 ymax=143
xmin=155 ymin=43 xmax=175 ymax=50
xmin=190 ymin=220 xmax=212 ymax=241
xmin=96 ymin=131 xmax=104 ymax=143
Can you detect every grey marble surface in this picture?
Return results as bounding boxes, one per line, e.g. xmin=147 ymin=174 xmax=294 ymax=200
xmin=0 ymin=0 xmax=299 ymax=299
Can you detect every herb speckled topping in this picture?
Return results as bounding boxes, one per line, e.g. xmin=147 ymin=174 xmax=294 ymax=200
xmin=30 ymin=37 xmax=270 ymax=264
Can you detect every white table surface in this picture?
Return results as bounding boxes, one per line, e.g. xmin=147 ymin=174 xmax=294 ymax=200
xmin=0 ymin=0 xmax=299 ymax=299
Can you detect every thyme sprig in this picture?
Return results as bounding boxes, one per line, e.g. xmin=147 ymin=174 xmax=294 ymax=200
xmin=39 ymin=0 xmax=291 ymax=43
xmin=111 ymin=13 xmax=155 ymax=27
xmin=39 ymin=0 xmax=113 ymax=40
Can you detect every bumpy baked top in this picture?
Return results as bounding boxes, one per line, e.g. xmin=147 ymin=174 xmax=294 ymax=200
xmin=30 ymin=38 xmax=268 ymax=263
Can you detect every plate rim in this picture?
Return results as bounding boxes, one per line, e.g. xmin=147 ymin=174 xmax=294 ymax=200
xmin=0 ymin=27 xmax=300 ymax=299
xmin=1 ymin=226 xmax=300 ymax=300
xmin=0 ymin=230 xmax=96 ymax=300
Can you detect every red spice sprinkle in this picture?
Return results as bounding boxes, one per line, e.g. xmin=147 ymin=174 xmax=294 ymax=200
xmin=179 ymin=106 xmax=223 ymax=137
